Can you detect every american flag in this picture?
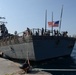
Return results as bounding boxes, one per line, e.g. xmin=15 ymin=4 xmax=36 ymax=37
xmin=48 ymin=21 xmax=59 ymax=27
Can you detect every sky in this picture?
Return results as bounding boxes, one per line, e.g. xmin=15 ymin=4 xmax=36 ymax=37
xmin=0 ymin=0 xmax=76 ymax=36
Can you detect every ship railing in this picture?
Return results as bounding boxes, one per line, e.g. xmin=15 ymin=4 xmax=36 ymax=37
xmin=31 ymin=28 xmax=70 ymax=37
xmin=30 ymin=28 xmax=51 ymax=36
xmin=0 ymin=32 xmax=33 ymax=46
xmin=0 ymin=28 xmax=74 ymax=46
xmin=18 ymin=31 xmax=33 ymax=43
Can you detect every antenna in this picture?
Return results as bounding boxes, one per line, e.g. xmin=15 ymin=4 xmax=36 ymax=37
xmin=0 ymin=17 xmax=7 ymax=24
xmin=0 ymin=17 xmax=5 ymax=19
xmin=0 ymin=21 xmax=7 ymax=24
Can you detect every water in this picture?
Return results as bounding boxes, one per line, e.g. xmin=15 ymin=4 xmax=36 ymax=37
xmin=31 ymin=43 xmax=76 ymax=75
xmin=31 ymin=56 xmax=76 ymax=74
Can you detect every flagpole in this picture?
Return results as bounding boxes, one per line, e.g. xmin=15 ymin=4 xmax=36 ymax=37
xmin=59 ymin=5 xmax=63 ymax=33
xmin=45 ymin=10 xmax=47 ymax=32
xmin=52 ymin=12 xmax=53 ymax=36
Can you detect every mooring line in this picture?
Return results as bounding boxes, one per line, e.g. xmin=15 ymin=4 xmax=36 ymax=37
xmin=32 ymin=68 xmax=76 ymax=71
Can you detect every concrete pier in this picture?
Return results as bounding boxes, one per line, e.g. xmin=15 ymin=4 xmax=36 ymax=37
xmin=0 ymin=58 xmax=21 ymax=75
xmin=0 ymin=57 xmax=52 ymax=75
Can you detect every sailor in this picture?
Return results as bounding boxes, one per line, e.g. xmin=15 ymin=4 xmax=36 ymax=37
xmin=41 ymin=28 xmax=44 ymax=35
xmin=27 ymin=27 xmax=31 ymax=35
xmin=14 ymin=31 xmax=17 ymax=35
xmin=22 ymin=32 xmax=26 ymax=41
xmin=47 ymin=30 xmax=50 ymax=36
xmin=36 ymin=31 xmax=38 ymax=36
xmin=14 ymin=31 xmax=19 ymax=43
xmin=25 ymin=27 xmax=32 ymax=36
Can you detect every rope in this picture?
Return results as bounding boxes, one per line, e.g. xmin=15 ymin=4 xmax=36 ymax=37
xmin=32 ymin=68 xmax=76 ymax=71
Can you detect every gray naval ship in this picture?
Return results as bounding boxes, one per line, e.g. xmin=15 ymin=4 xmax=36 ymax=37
xmin=0 ymin=18 xmax=75 ymax=61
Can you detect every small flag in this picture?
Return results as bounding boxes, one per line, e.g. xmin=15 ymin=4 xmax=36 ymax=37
xmin=48 ymin=21 xmax=59 ymax=27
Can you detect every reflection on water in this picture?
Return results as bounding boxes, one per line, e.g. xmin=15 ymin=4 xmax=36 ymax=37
xmin=32 ymin=56 xmax=75 ymax=69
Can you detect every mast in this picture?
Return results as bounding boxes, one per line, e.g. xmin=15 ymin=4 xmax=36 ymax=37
xmin=45 ymin=10 xmax=47 ymax=32
xmin=52 ymin=12 xmax=53 ymax=36
xmin=59 ymin=5 xmax=63 ymax=33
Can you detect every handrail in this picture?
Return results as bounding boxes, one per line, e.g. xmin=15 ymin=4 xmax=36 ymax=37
xmin=0 ymin=35 xmax=32 ymax=46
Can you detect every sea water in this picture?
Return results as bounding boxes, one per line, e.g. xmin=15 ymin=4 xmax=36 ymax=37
xmin=31 ymin=43 xmax=76 ymax=75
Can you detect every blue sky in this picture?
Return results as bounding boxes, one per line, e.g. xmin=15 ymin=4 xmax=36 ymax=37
xmin=0 ymin=0 xmax=76 ymax=36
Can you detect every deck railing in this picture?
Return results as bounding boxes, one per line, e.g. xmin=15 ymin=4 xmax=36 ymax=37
xmin=0 ymin=28 xmax=71 ymax=46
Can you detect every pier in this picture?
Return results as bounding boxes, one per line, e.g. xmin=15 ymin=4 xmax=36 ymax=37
xmin=0 ymin=57 xmax=52 ymax=75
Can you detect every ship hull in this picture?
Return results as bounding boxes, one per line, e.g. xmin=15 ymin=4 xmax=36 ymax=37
xmin=32 ymin=36 xmax=75 ymax=61
xmin=0 ymin=36 xmax=75 ymax=61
